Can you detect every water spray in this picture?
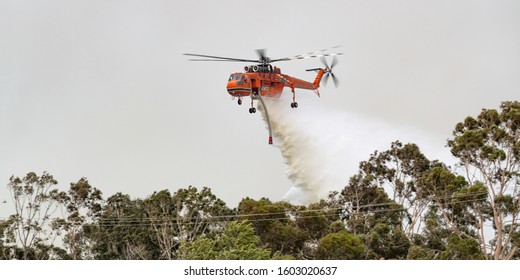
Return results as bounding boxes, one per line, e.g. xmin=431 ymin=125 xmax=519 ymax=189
xmin=258 ymin=93 xmax=448 ymax=205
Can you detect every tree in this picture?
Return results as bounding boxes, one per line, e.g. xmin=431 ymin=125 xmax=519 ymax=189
xmin=7 ymin=172 xmax=66 ymax=259
xmin=180 ymin=221 xmax=272 ymax=260
xmin=296 ymin=201 xmax=334 ymax=241
xmin=315 ymin=231 xmax=365 ymax=260
xmin=171 ymin=186 xmax=232 ymax=248
xmin=406 ymin=206 xmax=484 ymax=260
xmin=179 ymin=236 xmax=216 ymax=260
xmin=338 ymin=174 xmax=400 ymax=234
xmin=358 ymin=141 xmax=432 ymax=238
xmin=407 ymin=206 xmax=451 ymax=259
xmin=237 ymin=198 xmax=307 ymax=258
xmin=0 ymin=218 xmax=15 ymax=259
xmin=142 ymin=186 xmax=233 ymax=259
xmin=447 ymin=101 xmax=520 ymax=259
xmin=142 ymin=189 xmax=177 ymax=260
xmin=86 ymin=193 xmax=155 ymax=259
xmin=336 ymin=173 xmax=410 ymax=259
xmin=440 ymin=235 xmax=483 ymax=260
xmin=294 ymin=201 xmax=335 ymax=259
xmin=363 ymin=222 xmax=410 ymax=259
xmin=52 ymin=178 xmax=103 ymax=259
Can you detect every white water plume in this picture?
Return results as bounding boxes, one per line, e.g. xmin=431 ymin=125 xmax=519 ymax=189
xmin=259 ymin=92 xmax=448 ymax=205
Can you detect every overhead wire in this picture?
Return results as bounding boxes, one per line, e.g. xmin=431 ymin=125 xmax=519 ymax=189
xmin=84 ymin=189 xmax=490 ymax=223
xmin=2 ymin=190 xmax=514 ymax=228
xmin=86 ymin=192 xmax=494 ymax=227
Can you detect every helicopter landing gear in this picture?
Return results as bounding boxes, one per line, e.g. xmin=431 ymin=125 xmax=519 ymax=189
xmin=291 ymin=84 xmax=298 ymax=108
xmin=237 ymin=98 xmax=242 ymax=105
xmin=291 ymin=89 xmax=298 ymax=109
xmin=249 ymin=98 xmax=256 ymax=113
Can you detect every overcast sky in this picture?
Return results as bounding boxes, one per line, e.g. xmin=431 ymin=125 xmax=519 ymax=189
xmin=1 ymin=0 xmax=519 ymax=213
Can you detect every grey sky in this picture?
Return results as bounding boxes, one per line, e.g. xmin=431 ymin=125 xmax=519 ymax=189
xmin=1 ymin=0 xmax=519 ymax=212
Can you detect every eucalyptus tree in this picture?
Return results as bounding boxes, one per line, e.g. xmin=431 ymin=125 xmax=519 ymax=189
xmin=237 ymin=198 xmax=307 ymax=258
xmin=336 ymin=172 xmax=410 ymax=259
xmin=7 ymin=172 xmax=66 ymax=259
xmin=87 ymin=192 xmax=154 ymax=259
xmin=179 ymin=221 xmax=272 ymax=260
xmin=315 ymin=230 xmax=365 ymax=260
xmin=171 ymin=186 xmax=232 ymax=246
xmin=446 ymin=101 xmax=520 ymax=259
xmin=52 ymin=178 xmax=103 ymax=259
xmin=143 ymin=186 xmax=233 ymax=259
xmin=0 ymin=218 xmax=15 ymax=259
xmin=357 ymin=141 xmax=433 ymax=238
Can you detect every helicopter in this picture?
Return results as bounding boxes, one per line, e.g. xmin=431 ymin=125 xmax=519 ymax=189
xmin=183 ymin=47 xmax=342 ymax=144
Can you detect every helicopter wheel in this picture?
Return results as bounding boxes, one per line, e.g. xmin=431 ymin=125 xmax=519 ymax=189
xmin=291 ymin=102 xmax=298 ymax=108
xmin=238 ymin=99 xmax=242 ymax=105
xmin=249 ymin=108 xmax=256 ymax=114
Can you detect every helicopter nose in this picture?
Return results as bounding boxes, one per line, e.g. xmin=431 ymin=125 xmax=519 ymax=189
xmin=227 ymin=80 xmax=237 ymax=89
xmin=226 ymin=80 xmax=239 ymax=96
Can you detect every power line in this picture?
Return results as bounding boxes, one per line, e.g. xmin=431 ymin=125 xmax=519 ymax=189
xmin=0 ymin=190 xmax=488 ymax=222
xmin=81 ymin=190 xmax=491 ymax=223
xmin=1 ymin=190 xmax=512 ymax=227
xmin=86 ymin=196 xmax=492 ymax=227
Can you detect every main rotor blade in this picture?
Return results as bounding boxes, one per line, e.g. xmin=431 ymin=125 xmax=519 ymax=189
xmin=271 ymin=46 xmax=343 ymax=62
xmin=272 ymin=52 xmax=343 ymax=62
xmin=283 ymin=46 xmax=342 ymax=60
xmin=183 ymin=53 xmax=258 ymax=63
xmin=186 ymin=59 xmax=256 ymax=62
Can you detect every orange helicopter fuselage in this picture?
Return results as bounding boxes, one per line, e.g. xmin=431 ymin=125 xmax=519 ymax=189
xmin=226 ymin=66 xmax=325 ymax=98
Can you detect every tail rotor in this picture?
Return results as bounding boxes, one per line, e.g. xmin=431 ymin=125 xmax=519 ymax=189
xmin=321 ymin=56 xmax=339 ymax=87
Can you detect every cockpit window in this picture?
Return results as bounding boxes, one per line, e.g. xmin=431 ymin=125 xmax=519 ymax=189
xmin=235 ymin=73 xmax=242 ymax=80
xmin=228 ymin=74 xmax=235 ymax=81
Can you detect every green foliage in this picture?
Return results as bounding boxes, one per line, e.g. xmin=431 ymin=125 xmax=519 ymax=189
xmin=358 ymin=141 xmax=433 ymax=238
xmin=316 ymin=231 xmax=365 ymax=260
xmin=171 ymin=186 xmax=233 ymax=242
xmin=339 ymin=174 xmax=403 ymax=233
xmin=362 ymin=223 xmax=410 ymax=259
xmin=440 ymin=235 xmax=484 ymax=260
xmin=180 ymin=222 xmax=272 ymax=260
xmin=333 ymin=170 xmax=412 ymax=259
xmin=53 ymin=178 xmax=103 ymax=259
xmin=418 ymin=208 xmax=450 ymax=253
xmin=449 ymin=101 xmax=520 ymax=167
xmin=406 ymin=245 xmax=436 ymax=260
xmin=416 ymin=166 xmax=489 ymax=241
xmin=142 ymin=189 xmax=177 ymax=259
xmin=417 ymin=166 xmax=468 ymax=201
xmin=216 ymin=221 xmax=272 ymax=260
xmin=408 ymin=216 xmax=485 ymax=260
xmin=7 ymin=172 xmax=66 ymax=259
xmin=237 ymin=198 xmax=307 ymax=257
xmin=0 ymin=218 xmax=15 ymax=259
xmin=447 ymin=101 xmax=520 ymax=259
xmin=180 ymin=237 xmax=217 ymax=260
xmin=171 ymin=186 xmax=233 ymax=259
xmin=295 ymin=203 xmax=330 ymax=240
xmin=87 ymin=193 xmax=156 ymax=260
